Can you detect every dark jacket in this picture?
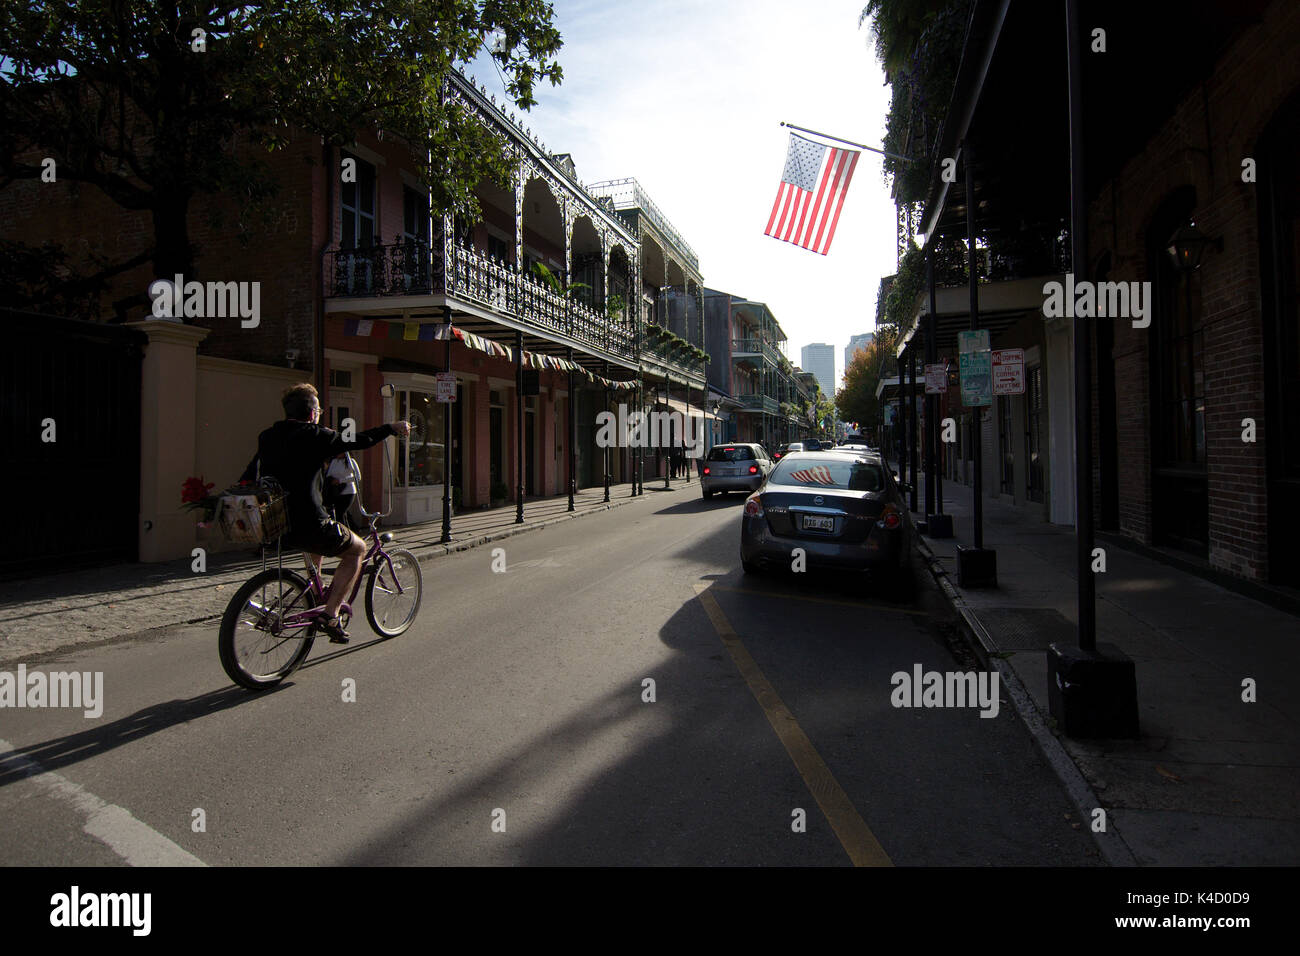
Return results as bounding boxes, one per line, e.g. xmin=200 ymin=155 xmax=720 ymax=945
xmin=240 ymin=420 xmax=395 ymax=530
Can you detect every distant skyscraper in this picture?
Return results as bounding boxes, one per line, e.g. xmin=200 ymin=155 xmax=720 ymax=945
xmin=801 ymin=343 xmax=836 ymax=397
xmin=846 ymin=332 xmax=875 ymax=368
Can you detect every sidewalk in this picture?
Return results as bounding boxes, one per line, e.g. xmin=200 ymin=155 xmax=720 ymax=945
xmin=0 ymin=480 xmax=691 ymax=664
xmin=907 ymin=470 xmax=1300 ymax=866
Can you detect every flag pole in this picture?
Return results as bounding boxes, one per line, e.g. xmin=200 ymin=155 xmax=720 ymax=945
xmin=779 ymin=122 xmax=916 ymax=164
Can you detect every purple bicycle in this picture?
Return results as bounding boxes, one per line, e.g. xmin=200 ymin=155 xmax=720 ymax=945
xmin=218 ymin=446 xmax=422 ymax=690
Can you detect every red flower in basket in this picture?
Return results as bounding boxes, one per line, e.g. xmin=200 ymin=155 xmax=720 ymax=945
xmin=181 ymin=476 xmax=214 ymax=504
xmin=181 ymin=476 xmax=220 ymax=523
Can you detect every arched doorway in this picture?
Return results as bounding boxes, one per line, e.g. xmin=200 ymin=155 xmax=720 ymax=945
xmin=569 ymin=216 xmax=603 ymax=312
xmin=1146 ymin=185 xmax=1206 ymax=554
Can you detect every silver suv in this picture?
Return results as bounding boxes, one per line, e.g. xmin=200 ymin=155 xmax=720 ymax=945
xmin=701 ymin=443 xmax=773 ymax=499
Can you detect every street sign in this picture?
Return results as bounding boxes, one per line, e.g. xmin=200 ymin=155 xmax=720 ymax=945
xmin=992 ymin=348 xmax=1025 ymax=396
xmin=959 ymin=351 xmax=992 ymax=407
xmin=924 ymin=363 xmax=947 ymax=394
xmin=435 ymin=372 xmax=456 ymax=403
xmin=958 ymin=329 xmax=989 ymax=353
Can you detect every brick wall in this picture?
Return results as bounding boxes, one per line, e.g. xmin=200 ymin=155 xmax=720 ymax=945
xmin=1085 ymin=0 xmax=1300 ymax=580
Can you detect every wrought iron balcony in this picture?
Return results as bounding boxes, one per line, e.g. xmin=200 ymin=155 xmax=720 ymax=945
xmin=736 ymin=393 xmax=779 ymax=415
xmin=324 ymin=240 xmax=635 ymax=361
xmin=731 ymin=338 xmax=780 ymax=366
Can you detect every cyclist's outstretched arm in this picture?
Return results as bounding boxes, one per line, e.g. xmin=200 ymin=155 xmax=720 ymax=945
xmin=317 ymin=421 xmax=409 ymax=458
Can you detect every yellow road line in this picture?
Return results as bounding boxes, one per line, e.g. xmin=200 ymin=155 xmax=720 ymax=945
xmin=708 ymin=584 xmax=929 ymax=615
xmin=693 ymin=584 xmax=893 ymax=867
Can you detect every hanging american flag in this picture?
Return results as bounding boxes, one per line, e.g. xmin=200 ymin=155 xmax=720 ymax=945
xmin=764 ymin=133 xmax=860 ymax=255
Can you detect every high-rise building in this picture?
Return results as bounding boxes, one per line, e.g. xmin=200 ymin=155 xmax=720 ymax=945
xmin=846 ymin=332 xmax=875 ymax=368
xmin=801 ymin=343 xmax=835 ymax=397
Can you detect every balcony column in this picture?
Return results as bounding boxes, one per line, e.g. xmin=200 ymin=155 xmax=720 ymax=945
xmin=515 ymin=329 xmax=524 ymax=524
xmin=663 ymin=377 xmax=671 ymax=489
xmin=567 ymin=347 xmax=576 ymax=511
xmin=897 ymin=350 xmax=908 ymax=484
xmin=441 ymin=305 xmax=453 ymax=543
xmin=684 ymin=365 xmax=692 ymax=482
xmin=603 ymin=361 xmax=611 ymax=502
xmin=907 ymin=346 xmax=918 ymax=513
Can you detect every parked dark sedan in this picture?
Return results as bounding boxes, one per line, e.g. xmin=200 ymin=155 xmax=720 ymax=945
xmin=739 ymin=451 xmax=913 ymax=593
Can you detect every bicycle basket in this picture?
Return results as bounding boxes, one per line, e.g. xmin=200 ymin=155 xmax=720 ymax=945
xmin=216 ymin=478 xmax=290 ymax=545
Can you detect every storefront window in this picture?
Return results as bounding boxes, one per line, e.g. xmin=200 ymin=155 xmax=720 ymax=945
xmin=396 ymin=390 xmax=446 ymax=487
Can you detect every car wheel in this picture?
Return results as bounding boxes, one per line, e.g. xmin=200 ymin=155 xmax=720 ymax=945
xmin=741 ymin=555 xmax=762 ymax=576
xmin=702 ymin=488 xmax=713 ymax=500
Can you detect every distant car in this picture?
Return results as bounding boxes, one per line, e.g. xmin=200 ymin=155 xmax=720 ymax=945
xmin=802 ymin=438 xmax=823 ymax=451
xmin=701 ymin=443 xmax=773 ymax=499
xmin=739 ymin=451 xmax=913 ymax=594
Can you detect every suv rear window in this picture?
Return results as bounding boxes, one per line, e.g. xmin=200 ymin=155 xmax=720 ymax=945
xmin=770 ymin=458 xmax=884 ymax=491
xmin=707 ymin=446 xmax=755 ymax=462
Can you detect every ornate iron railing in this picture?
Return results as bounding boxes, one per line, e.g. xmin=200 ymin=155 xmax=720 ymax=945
xmin=737 ymin=393 xmax=779 ymax=414
xmin=323 ymin=240 xmax=636 ymax=361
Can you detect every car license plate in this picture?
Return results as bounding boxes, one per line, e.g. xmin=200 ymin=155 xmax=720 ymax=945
xmin=802 ymin=515 xmax=834 ymax=531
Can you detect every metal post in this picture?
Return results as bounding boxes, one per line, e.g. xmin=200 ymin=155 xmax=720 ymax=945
xmin=567 ymin=346 xmax=575 ymax=511
xmin=440 ymin=306 xmax=453 ymax=543
xmin=899 ymin=350 xmax=908 ymax=486
xmin=515 ymin=330 xmax=524 ymax=524
xmin=908 ymin=348 xmax=918 ymax=513
xmin=603 ymin=361 xmax=611 ymax=502
xmin=684 ymin=365 xmax=692 ymax=482
xmin=965 ymin=141 xmax=984 ymax=550
xmin=925 ymin=245 xmax=937 ymax=518
xmin=664 ymin=379 xmax=671 ymax=489
xmin=1067 ymin=0 xmax=1095 ymax=651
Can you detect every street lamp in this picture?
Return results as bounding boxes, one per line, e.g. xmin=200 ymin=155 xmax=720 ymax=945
xmin=1166 ymin=220 xmax=1222 ymax=273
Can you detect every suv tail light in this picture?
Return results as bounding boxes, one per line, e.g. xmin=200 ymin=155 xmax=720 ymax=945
xmin=744 ymin=495 xmax=763 ymax=517
xmin=703 ymin=466 xmax=711 ymax=475
xmin=748 ymin=465 xmax=758 ymax=475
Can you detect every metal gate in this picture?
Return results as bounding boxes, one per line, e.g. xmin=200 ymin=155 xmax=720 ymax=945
xmin=2 ymin=310 xmax=145 ymax=577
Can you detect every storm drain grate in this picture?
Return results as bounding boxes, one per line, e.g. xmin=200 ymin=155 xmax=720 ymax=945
xmin=975 ymin=607 xmax=1075 ymax=650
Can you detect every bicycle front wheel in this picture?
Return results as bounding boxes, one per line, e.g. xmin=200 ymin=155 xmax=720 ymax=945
xmin=219 ymin=568 xmax=318 ymax=690
xmin=365 ymin=548 xmax=422 ymax=637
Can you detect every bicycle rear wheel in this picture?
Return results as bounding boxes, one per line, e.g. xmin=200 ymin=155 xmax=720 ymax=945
xmin=219 ymin=568 xmax=318 ymax=690
xmin=365 ymin=548 xmax=422 ymax=637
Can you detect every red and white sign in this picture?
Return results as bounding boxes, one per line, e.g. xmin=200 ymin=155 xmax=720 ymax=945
xmin=992 ymin=349 xmax=1025 ymax=396
xmin=924 ymin=363 xmax=947 ymax=395
xmin=435 ymin=372 xmax=457 ymax=403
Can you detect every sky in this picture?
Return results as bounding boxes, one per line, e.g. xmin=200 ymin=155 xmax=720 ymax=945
xmin=466 ymin=0 xmax=897 ymax=392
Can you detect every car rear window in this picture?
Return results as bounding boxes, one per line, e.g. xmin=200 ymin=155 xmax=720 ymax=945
xmin=770 ymin=458 xmax=884 ymax=491
xmin=707 ymin=446 xmax=755 ymax=462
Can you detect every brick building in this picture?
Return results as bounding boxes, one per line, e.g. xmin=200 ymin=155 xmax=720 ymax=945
xmin=885 ymin=0 xmax=1298 ymax=588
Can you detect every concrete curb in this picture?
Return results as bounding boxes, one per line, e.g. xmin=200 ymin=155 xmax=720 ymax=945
xmin=912 ymin=532 xmax=1139 ymax=867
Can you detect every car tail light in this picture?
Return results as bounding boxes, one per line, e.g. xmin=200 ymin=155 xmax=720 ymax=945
xmin=744 ymin=495 xmax=763 ymax=517
xmin=877 ymin=505 xmax=901 ymax=529
xmin=748 ymin=465 xmax=758 ymax=475
xmin=703 ymin=466 xmax=711 ymax=475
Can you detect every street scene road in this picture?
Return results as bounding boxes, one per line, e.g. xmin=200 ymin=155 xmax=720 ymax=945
xmin=0 ymin=487 xmax=1101 ymax=867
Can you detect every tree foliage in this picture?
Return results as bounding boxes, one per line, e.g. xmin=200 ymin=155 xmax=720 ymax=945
xmin=860 ymin=0 xmax=971 ymax=204
xmin=836 ymin=328 xmax=898 ymax=434
xmin=1 ymin=0 xmax=564 ymax=307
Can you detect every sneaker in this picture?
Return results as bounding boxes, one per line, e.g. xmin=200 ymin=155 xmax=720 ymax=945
xmin=319 ymin=615 xmax=349 ymax=644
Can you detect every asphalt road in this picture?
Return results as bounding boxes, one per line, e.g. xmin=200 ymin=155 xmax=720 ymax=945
xmin=0 ymin=488 xmax=1101 ymax=866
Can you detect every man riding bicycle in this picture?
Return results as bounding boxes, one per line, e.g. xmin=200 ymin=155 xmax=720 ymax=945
xmin=241 ymin=383 xmax=410 ymax=644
